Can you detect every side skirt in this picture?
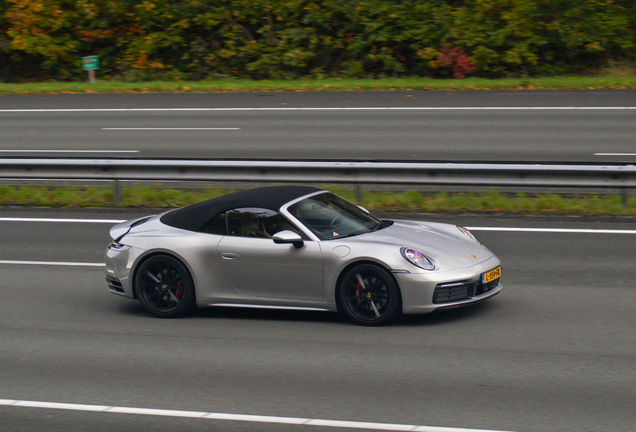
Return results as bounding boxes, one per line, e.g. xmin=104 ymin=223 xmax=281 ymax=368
xmin=209 ymin=303 xmax=331 ymax=312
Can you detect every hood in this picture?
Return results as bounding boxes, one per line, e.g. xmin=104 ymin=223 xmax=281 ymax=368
xmin=347 ymin=220 xmax=492 ymax=271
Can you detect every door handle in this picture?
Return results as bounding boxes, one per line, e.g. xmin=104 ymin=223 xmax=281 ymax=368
xmin=221 ymin=252 xmax=240 ymax=260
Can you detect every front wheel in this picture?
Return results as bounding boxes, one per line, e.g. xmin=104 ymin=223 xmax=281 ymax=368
xmin=339 ymin=264 xmax=401 ymax=326
xmin=135 ymin=255 xmax=196 ymax=318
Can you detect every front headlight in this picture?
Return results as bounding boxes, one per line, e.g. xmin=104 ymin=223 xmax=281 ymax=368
xmin=400 ymin=247 xmax=435 ymax=270
xmin=457 ymin=226 xmax=480 ymax=244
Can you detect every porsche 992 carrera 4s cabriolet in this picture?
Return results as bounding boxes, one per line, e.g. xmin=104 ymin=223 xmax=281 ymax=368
xmin=105 ymin=186 xmax=502 ymax=325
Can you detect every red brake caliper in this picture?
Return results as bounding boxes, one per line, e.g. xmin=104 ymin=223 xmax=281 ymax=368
xmin=175 ymin=281 xmax=184 ymax=299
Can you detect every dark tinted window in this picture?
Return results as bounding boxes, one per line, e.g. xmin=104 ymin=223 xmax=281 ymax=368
xmin=226 ymin=208 xmax=300 ymax=238
xmin=199 ymin=212 xmax=227 ymax=235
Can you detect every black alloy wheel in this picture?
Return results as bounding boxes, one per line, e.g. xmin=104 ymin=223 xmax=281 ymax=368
xmin=339 ymin=264 xmax=400 ymax=326
xmin=135 ymin=255 xmax=196 ymax=318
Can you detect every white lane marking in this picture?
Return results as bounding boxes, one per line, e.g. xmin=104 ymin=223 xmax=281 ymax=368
xmin=594 ymin=153 xmax=636 ymax=156
xmin=1 ymin=106 xmax=635 ymax=113
xmin=102 ymin=128 xmax=240 ymax=130
xmin=467 ymin=227 xmax=636 ymax=234
xmin=0 ymin=150 xmax=139 ymax=153
xmin=0 ymin=399 xmax=516 ymax=432
xmin=0 ymin=260 xmax=104 ymax=267
xmin=0 ymin=218 xmax=125 ymax=223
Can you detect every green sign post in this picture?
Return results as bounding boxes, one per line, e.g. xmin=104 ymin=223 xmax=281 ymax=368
xmin=82 ymin=56 xmax=99 ymax=83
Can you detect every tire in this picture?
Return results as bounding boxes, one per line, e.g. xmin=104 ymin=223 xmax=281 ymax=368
xmin=338 ymin=264 xmax=401 ymax=326
xmin=135 ymin=255 xmax=196 ymax=318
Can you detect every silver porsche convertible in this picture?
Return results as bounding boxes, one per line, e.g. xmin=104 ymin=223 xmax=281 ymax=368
xmin=105 ymin=186 xmax=502 ymax=325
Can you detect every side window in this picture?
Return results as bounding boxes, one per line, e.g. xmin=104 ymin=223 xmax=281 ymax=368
xmin=226 ymin=208 xmax=300 ymax=239
xmin=199 ymin=212 xmax=227 ymax=235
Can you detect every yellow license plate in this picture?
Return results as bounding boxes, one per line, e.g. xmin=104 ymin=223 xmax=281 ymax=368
xmin=482 ymin=266 xmax=502 ymax=284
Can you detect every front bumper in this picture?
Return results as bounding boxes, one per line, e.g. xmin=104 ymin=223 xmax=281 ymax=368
xmin=396 ymin=258 xmax=502 ymax=315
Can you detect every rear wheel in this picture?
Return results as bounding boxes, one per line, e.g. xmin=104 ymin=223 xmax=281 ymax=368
xmin=339 ymin=264 xmax=400 ymax=326
xmin=135 ymin=255 xmax=196 ymax=318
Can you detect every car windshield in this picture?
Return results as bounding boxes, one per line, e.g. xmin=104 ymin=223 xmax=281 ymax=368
xmin=288 ymin=192 xmax=387 ymax=240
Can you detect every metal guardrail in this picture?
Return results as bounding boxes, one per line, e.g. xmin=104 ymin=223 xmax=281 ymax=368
xmin=1 ymin=158 xmax=635 ymax=204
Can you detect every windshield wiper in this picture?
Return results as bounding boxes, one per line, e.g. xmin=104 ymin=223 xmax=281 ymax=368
xmin=372 ymin=220 xmax=393 ymax=231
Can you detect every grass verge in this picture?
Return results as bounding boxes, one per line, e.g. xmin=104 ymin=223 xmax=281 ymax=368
xmin=1 ymin=76 xmax=636 ymax=95
xmin=1 ymin=185 xmax=636 ymax=216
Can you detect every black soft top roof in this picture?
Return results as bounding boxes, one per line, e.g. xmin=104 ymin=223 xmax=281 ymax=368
xmin=160 ymin=185 xmax=322 ymax=232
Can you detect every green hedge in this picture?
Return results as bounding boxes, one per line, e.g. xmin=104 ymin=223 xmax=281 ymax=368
xmin=1 ymin=0 xmax=635 ymax=82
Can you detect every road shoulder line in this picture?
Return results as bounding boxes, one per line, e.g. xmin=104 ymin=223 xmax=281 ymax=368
xmin=0 ymin=260 xmax=104 ymax=267
xmin=0 ymin=399 xmax=516 ymax=432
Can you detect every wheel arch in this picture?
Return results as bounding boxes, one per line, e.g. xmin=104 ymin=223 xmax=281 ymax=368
xmin=334 ymin=259 xmax=402 ymax=314
xmin=131 ymin=250 xmax=197 ymax=302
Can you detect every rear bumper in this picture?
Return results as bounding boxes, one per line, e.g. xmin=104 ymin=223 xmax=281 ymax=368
xmin=104 ymin=245 xmax=143 ymax=299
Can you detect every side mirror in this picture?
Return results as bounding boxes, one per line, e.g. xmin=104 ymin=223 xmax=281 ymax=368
xmin=273 ymin=230 xmax=304 ymax=248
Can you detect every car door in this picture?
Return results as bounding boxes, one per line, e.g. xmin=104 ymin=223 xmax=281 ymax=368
xmin=217 ymin=208 xmax=324 ymax=301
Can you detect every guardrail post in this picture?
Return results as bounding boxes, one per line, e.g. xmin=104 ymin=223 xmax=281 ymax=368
xmin=622 ymin=188 xmax=629 ymax=206
xmin=355 ymin=184 xmax=362 ymax=204
xmin=114 ymin=180 xmax=121 ymax=204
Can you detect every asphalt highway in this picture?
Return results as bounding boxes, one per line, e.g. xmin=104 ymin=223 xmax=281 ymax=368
xmin=1 ymin=208 xmax=635 ymax=432
xmin=1 ymin=90 xmax=636 ymax=162
xmin=1 ymin=89 xmax=635 ymax=431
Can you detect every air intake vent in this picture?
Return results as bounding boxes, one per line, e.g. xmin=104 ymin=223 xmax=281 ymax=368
xmin=106 ymin=276 xmax=124 ymax=295
xmin=433 ymin=276 xmax=500 ymax=304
